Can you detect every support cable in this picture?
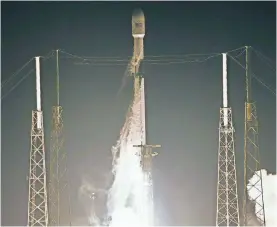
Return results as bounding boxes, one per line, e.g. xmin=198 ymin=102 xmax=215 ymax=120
xmin=227 ymin=54 xmax=276 ymax=96
xmin=1 ymin=57 xmax=34 ymax=88
xmin=3 ymin=46 xmax=274 ymax=100
xmin=1 ymin=51 xmax=55 ymax=100
xmin=59 ymin=46 xmax=245 ymax=60
xmin=251 ymin=47 xmax=276 ymax=73
xmin=1 ymin=69 xmax=35 ymax=100
xmin=69 ymin=54 xmax=221 ymax=66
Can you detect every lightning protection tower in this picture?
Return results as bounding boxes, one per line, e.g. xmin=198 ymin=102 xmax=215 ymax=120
xmin=27 ymin=57 xmax=49 ymax=226
xmin=216 ymin=53 xmax=240 ymax=227
xmin=48 ymin=50 xmax=72 ymax=226
xmin=243 ymin=46 xmax=266 ymax=226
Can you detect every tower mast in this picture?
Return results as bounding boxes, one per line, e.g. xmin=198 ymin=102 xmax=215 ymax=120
xmin=27 ymin=57 xmax=48 ymax=226
xmin=216 ymin=53 xmax=240 ymax=226
xmin=49 ymin=50 xmax=72 ymax=226
xmin=243 ymin=46 xmax=266 ymax=226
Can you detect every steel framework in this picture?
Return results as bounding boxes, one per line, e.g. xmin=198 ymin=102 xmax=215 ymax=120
xmin=48 ymin=50 xmax=71 ymax=226
xmin=216 ymin=53 xmax=240 ymax=227
xmin=28 ymin=111 xmax=48 ymax=226
xmin=242 ymin=46 xmax=266 ymax=226
xmin=48 ymin=106 xmax=71 ymax=225
xmin=243 ymin=103 xmax=265 ymax=226
xmin=216 ymin=108 xmax=240 ymax=226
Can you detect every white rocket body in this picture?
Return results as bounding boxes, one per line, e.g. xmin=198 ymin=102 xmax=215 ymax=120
xmin=132 ymin=9 xmax=145 ymax=73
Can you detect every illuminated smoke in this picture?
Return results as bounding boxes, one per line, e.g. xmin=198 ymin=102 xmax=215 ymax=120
xmin=88 ymin=210 xmax=100 ymax=226
xmin=116 ymin=59 xmax=133 ymax=97
xmin=78 ymin=177 xmax=106 ymax=226
xmin=107 ymin=79 xmax=151 ymax=226
xmin=78 ymin=177 xmax=96 ymax=198
xmin=248 ymin=169 xmax=277 ymax=226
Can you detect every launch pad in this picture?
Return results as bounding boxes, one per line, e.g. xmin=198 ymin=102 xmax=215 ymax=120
xmin=20 ymin=7 xmax=271 ymax=227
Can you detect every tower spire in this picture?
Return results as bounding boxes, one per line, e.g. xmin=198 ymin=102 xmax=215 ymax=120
xmin=48 ymin=50 xmax=72 ymax=226
xmin=216 ymin=53 xmax=240 ymax=226
xmin=56 ymin=50 xmax=60 ymax=106
xmin=27 ymin=57 xmax=48 ymax=226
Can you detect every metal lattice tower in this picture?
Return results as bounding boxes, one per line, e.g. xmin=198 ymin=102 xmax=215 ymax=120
xmin=243 ymin=47 xmax=266 ymax=226
xmin=48 ymin=50 xmax=72 ymax=226
xmin=27 ymin=57 xmax=48 ymax=226
xmin=216 ymin=53 xmax=240 ymax=227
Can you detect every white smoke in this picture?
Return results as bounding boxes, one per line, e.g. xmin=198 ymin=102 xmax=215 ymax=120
xmin=78 ymin=177 xmax=97 ymax=198
xmin=78 ymin=176 xmax=106 ymax=226
xmin=107 ymin=79 xmax=151 ymax=226
xmin=248 ymin=169 xmax=277 ymax=226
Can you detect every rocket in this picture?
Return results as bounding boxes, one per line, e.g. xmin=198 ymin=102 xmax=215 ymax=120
xmin=132 ymin=8 xmax=145 ymax=74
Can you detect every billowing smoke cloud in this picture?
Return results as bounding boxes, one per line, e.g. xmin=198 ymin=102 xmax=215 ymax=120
xmin=78 ymin=176 xmax=107 ymax=226
xmin=71 ymin=216 xmax=91 ymax=226
xmin=107 ymin=79 xmax=151 ymax=226
xmin=248 ymin=169 xmax=277 ymax=226
xmin=78 ymin=177 xmax=97 ymax=198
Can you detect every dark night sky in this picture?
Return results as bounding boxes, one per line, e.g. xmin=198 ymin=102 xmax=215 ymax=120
xmin=1 ymin=1 xmax=276 ymax=226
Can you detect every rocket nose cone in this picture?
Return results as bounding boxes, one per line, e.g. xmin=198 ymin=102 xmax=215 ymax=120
xmin=132 ymin=8 xmax=144 ymax=20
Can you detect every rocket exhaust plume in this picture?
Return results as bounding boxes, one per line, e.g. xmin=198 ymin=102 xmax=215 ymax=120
xmin=107 ymin=79 xmax=150 ymax=226
xmin=106 ymin=9 xmax=151 ymax=227
xmin=248 ymin=169 xmax=277 ymax=226
xmin=116 ymin=59 xmax=133 ymax=98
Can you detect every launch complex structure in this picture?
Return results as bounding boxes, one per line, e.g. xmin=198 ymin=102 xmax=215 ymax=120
xmin=216 ymin=48 xmax=267 ymax=226
xmin=24 ymin=8 xmax=268 ymax=227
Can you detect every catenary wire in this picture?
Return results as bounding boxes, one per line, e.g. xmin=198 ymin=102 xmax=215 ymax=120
xmin=251 ymin=47 xmax=275 ymax=66
xmin=2 ymin=46 xmax=272 ymax=100
xmin=251 ymin=47 xmax=276 ymax=73
xmin=1 ymin=47 xmax=244 ymax=100
xmin=73 ymin=54 xmax=221 ymax=66
xmin=1 ymin=50 xmax=55 ymax=90
xmin=227 ymin=53 xmax=276 ymax=96
xmin=233 ymin=49 xmax=246 ymax=59
xmin=1 ymin=51 xmax=55 ymax=100
xmin=1 ymin=69 xmax=35 ymax=100
xmin=1 ymin=58 xmax=34 ymax=88
xmin=57 ymin=46 xmax=246 ymax=70
xmin=60 ymin=46 xmax=245 ymax=67
xmin=59 ymin=46 xmax=246 ymax=60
